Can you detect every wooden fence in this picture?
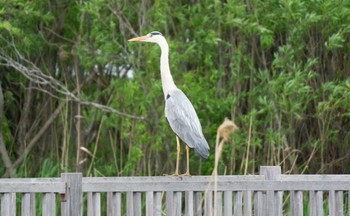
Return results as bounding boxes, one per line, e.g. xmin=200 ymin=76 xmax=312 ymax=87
xmin=0 ymin=166 xmax=350 ymax=216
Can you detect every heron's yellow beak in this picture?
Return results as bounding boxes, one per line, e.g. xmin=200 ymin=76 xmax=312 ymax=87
xmin=128 ymin=35 xmax=150 ymax=42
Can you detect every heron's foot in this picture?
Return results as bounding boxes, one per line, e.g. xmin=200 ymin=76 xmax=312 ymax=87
xmin=180 ymin=171 xmax=191 ymax=176
xmin=163 ymin=172 xmax=179 ymax=176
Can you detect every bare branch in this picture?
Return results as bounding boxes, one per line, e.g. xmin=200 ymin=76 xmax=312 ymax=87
xmin=0 ymin=81 xmax=14 ymax=177
xmin=0 ymin=40 xmax=144 ymax=120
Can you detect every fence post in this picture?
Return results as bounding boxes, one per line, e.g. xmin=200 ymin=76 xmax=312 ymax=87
xmin=260 ymin=166 xmax=282 ymax=216
xmin=61 ymin=173 xmax=83 ymax=216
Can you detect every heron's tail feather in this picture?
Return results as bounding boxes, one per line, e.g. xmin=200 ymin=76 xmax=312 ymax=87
xmin=193 ymin=139 xmax=209 ymax=159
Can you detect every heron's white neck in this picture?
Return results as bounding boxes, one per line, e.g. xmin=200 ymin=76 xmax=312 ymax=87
xmin=158 ymin=39 xmax=177 ymax=98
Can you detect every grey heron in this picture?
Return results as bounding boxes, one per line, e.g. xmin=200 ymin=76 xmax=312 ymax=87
xmin=128 ymin=31 xmax=209 ymax=175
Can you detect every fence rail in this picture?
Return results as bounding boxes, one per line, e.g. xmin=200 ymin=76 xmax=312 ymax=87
xmin=0 ymin=166 xmax=349 ymax=216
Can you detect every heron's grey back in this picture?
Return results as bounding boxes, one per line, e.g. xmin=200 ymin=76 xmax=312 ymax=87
xmin=165 ymin=88 xmax=209 ymax=159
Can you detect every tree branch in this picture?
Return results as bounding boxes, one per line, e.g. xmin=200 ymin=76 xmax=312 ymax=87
xmin=0 ymin=81 xmax=14 ymax=177
xmin=0 ymin=40 xmax=144 ymax=120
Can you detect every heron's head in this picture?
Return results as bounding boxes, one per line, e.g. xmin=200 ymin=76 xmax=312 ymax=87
xmin=128 ymin=31 xmax=165 ymax=44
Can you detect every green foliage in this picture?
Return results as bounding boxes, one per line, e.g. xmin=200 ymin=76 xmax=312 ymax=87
xmin=1 ymin=0 xmax=350 ymax=179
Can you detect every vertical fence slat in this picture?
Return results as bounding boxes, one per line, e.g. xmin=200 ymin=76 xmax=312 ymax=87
xmin=215 ymin=191 xmax=222 ymax=216
xmin=276 ymin=191 xmax=283 ymax=216
xmin=254 ymin=191 xmax=264 ymax=216
xmin=309 ymin=190 xmax=316 ymax=216
xmin=126 ymin=192 xmax=133 ymax=216
xmin=194 ymin=192 xmax=202 ymax=216
xmin=186 ymin=191 xmax=194 ymax=216
xmin=22 ymin=193 xmax=35 ymax=216
xmin=174 ymin=192 xmax=182 ymax=216
xmin=233 ymin=191 xmax=242 ymax=216
xmin=22 ymin=193 xmax=30 ymax=216
xmin=154 ymin=192 xmax=162 ymax=216
xmin=224 ymin=191 xmax=232 ymax=216
xmin=316 ymin=191 xmax=323 ymax=216
xmin=166 ymin=191 xmax=174 ymax=216
xmin=1 ymin=193 xmax=16 ymax=216
xmin=244 ymin=191 xmax=252 ymax=216
xmin=107 ymin=192 xmax=121 ymax=216
xmin=290 ymin=191 xmax=303 ymax=216
xmin=335 ymin=191 xmax=343 ymax=216
xmin=88 ymin=192 xmax=93 ymax=216
xmin=204 ymin=191 xmax=213 ymax=216
xmin=329 ymin=190 xmax=336 ymax=216
xmin=266 ymin=190 xmax=275 ymax=215
xmin=95 ymin=192 xmax=102 ymax=216
xmin=43 ymin=192 xmax=56 ymax=216
xmin=310 ymin=190 xmax=324 ymax=216
xmin=146 ymin=191 xmax=154 ymax=216
xmin=88 ymin=192 xmax=101 ymax=216
xmin=133 ymin=192 xmax=142 ymax=216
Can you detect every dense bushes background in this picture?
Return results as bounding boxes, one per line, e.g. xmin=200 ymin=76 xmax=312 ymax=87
xmin=0 ymin=0 xmax=349 ymax=177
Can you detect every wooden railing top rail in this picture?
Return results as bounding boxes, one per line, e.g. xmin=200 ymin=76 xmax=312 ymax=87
xmin=1 ymin=173 xmax=350 ymax=193
xmin=1 ymin=167 xmax=350 ymax=216
xmin=0 ymin=182 xmax=65 ymax=193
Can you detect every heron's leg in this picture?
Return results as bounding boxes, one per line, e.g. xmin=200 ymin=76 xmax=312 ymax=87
xmin=174 ymin=136 xmax=180 ymax=176
xmin=183 ymin=146 xmax=191 ymax=176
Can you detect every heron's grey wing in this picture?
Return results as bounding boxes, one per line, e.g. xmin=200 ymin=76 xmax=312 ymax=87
xmin=165 ymin=89 xmax=209 ymax=159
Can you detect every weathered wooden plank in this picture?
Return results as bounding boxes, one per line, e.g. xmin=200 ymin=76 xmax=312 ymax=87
xmin=61 ymin=173 xmax=82 ymax=216
xmin=329 ymin=190 xmax=336 ymax=216
xmin=282 ymin=175 xmax=350 ymax=181
xmin=166 ymin=191 xmax=174 ymax=216
xmin=276 ymin=191 xmax=283 ymax=216
xmin=174 ymin=192 xmax=182 ymax=216
xmin=146 ymin=191 xmax=154 ymax=216
xmin=224 ymin=191 xmax=232 ymax=216
xmin=42 ymin=192 xmax=56 ymax=216
xmin=185 ymin=191 xmax=194 ymax=216
xmin=21 ymin=193 xmax=30 ymax=216
xmin=1 ymin=193 xmax=16 ymax=216
xmin=0 ymin=177 xmax=64 ymax=182
xmin=233 ymin=191 xmax=242 ymax=216
xmin=81 ymin=175 xmax=264 ymax=183
xmin=154 ymin=191 xmax=162 ymax=216
xmin=88 ymin=192 xmax=101 ymax=216
xmin=316 ymin=191 xmax=323 ymax=216
xmin=335 ymin=191 xmax=343 ymax=216
xmin=0 ymin=182 xmax=66 ymax=193
xmin=204 ymin=191 xmax=213 ymax=216
xmin=310 ymin=190 xmax=322 ymax=216
xmin=215 ymin=191 xmax=222 ymax=216
xmin=133 ymin=192 xmax=142 ymax=216
xmin=290 ymin=191 xmax=303 ymax=216
xmin=82 ymin=180 xmax=350 ymax=192
xmin=3 ymin=168 xmax=350 ymax=216
xmin=309 ymin=190 xmax=316 ymax=216
xmin=243 ymin=191 xmax=252 ymax=216
xmin=107 ymin=192 xmax=121 ymax=216
xmin=254 ymin=191 xmax=264 ymax=216
xmin=194 ymin=191 xmax=202 ymax=216
xmin=21 ymin=193 xmax=35 ymax=216
xmin=266 ymin=190 xmax=275 ymax=215
xmin=126 ymin=192 xmax=133 ymax=216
